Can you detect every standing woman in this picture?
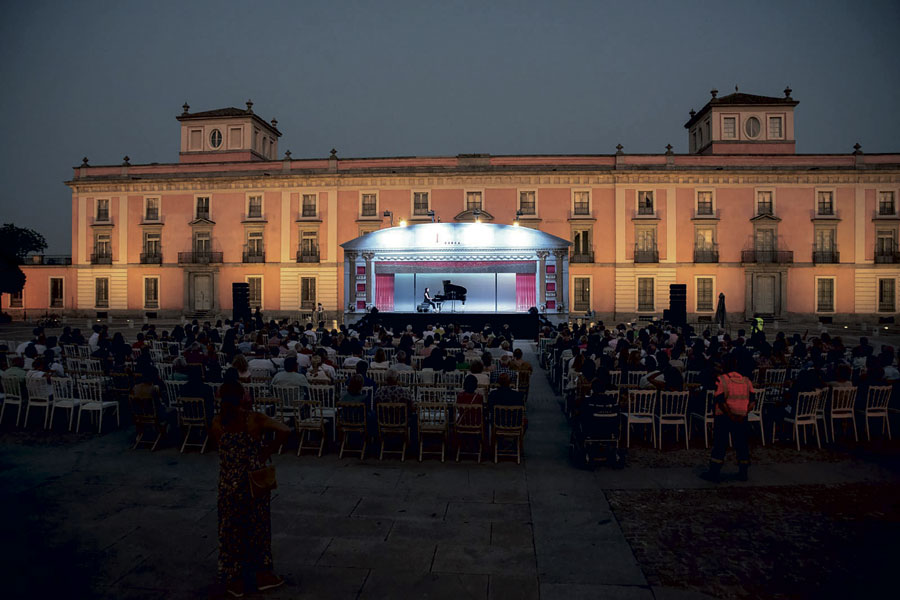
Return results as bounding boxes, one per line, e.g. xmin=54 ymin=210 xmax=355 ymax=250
xmin=211 ymin=372 xmax=290 ymax=597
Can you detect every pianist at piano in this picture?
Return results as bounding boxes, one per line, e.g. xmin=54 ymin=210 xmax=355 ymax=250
xmin=340 ymin=222 xmax=571 ymax=324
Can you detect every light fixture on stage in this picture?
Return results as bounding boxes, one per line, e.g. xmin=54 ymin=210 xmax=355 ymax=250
xmin=383 ymin=210 xmax=393 ymax=227
xmin=399 ymin=219 xmax=407 ymax=227
xmin=427 ymin=209 xmax=436 ymax=223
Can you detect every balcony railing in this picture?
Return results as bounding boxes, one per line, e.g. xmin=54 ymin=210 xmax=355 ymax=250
xmin=23 ymin=254 xmax=72 ymax=265
xmin=242 ymin=249 xmax=266 ymax=263
xmin=140 ymin=252 xmax=162 ymax=264
xmin=90 ymin=216 xmax=114 ymax=226
xmin=297 ymin=250 xmax=320 ymax=263
xmin=178 ymin=251 xmax=223 ymax=264
xmin=634 ymin=246 xmax=659 ymax=263
xmin=90 ymin=252 xmax=113 ymax=265
xmin=694 ymin=246 xmax=719 ymax=263
xmin=570 ymin=251 xmax=594 ymax=263
xmin=875 ymin=250 xmax=900 ymax=264
xmin=741 ymin=249 xmax=793 ymax=264
xmin=812 ymin=249 xmax=840 ymax=264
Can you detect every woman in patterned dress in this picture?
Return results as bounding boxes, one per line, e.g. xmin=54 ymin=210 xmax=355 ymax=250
xmin=211 ymin=370 xmax=290 ymax=598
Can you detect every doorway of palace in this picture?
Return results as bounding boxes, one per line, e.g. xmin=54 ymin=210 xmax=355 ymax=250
xmin=194 ymin=274 xmax=212 ymax=312
xmin=753 ymin=274 xmax=776 ymax=314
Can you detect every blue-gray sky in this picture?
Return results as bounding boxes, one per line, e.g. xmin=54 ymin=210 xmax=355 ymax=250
xmin=1 ymin=0 xmax=898 ymax=252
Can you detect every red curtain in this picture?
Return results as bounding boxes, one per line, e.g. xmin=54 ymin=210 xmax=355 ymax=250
xmin=375 ymin=274 xmax=394 ymax=312
xmin=516 ymin=273 xmax=536 ymax=312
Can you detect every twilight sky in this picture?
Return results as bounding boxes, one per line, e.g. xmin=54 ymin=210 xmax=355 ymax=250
xmin=1 ymin=0 xmax=898 ymax=252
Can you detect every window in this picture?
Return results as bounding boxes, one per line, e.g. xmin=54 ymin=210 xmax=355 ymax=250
xmin=723 ymin=117 xmax=736 ymax=139
xmin=299 ymin=230 xmax=318 ymax=261
xmin=301 ymin=277 xmax=316 ymax=310
xmin=879 ymin=191 xmax=896 ymax=216
xmin=879 ymin=279 xmax=896 ymax=312
xmin=637 ymin=191 xmax=654 ymax=215
xmin=519 ymin=191 xmax=536 ymax=215
xmin=144 ymin=277 xmax=159 ymax=309
xmin=745 ymin=116 xmax=761 ymax=138
xmin=94 ymin=233 xmax=111 ymax=261
xmin=816 ymin=278 xmax=835 ymax=313
xmin=636 ymin=227 xmax=656 ymax=250
xmin=195 ymin=196 xmax=210 ymax=220
xmin=359 ymin=225 xmax=379 ymax=237
xmin=756 ymin=191 xmax=774 ymax=216
xmin=144 ymin=197 xmax=160 ymax=221
xmin=413 ymin=192 xmax=430 ymax=215
xmin=96 ymin=198 xmax=109 ymax=222
xmin=247 ymin=231 xmax=264 ymax=256
xmin=817 ymin=191 xmax=834 ymax=216
xmin=193 ymin=231 xmax=211 ymax=254
xmin=301 ymin=194 xmax=317 ymax=217
xmin=466 ymin=191 xmax=482 ymax=212
xmin=876 ymin=229 xmax=896 ymax=259
xmin=247 ymin=276 xmax=262 ymax=308
xmin=814 ymin=228 xmax=835 ymax=251
xmin=696 ymin=277 xmax=714 ymax=312
xmin=361 ymin=193 xmax=377 ymax=217
xmin=697 ymin=191 xmax=713 ymax=215
xmin=637 ymin=278 xmax=654 ymax=312
xmin=695 ymin=227 xmax=715 ymax=250
xmin=572 ymin=228 xmax=591 ymax=258
xmin=95 ymin=278 xmax=109 ymax=308
xmin=573 ymin=277 xmax=590 ymax=312
xmin=768 ymin=116 xmax=783 ymax=139
xmin=50 ymin=277 xmax=63 ymax=308
xmin=573 ymin=191 xmax=590 ymax=216
xmin=143 ymin=232 xmax=161 ymax=260
xmin=253 ymin=129 xmax=259 ymax=153
xmin=755 ymin=228 xmax=776 ymax=251
xmin=209 ymin=129 xmax=222 ymax=149
xmin=9 ymin=289 xmax=23 ymax=308
xmin=248 ymin=195 xmax=263 ymax=218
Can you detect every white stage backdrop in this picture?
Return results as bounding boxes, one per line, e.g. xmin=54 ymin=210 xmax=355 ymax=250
xmin=391 ymin=273 xmax=517 ymax=312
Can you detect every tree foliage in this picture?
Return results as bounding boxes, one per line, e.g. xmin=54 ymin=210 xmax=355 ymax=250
xmin=0 ymin=223 xmax=48 ymax=308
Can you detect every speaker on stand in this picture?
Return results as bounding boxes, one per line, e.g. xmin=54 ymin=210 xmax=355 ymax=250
xmin=663 ymin=283 xmax=687 ymax=327
xmin=232 ymin=282 xmax=251 ymax=322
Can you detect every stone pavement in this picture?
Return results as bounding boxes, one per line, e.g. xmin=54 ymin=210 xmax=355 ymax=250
xmin=1 ymin=344 xmax=898 ymax=599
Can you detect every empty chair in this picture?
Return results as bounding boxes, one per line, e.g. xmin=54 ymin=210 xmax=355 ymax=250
xmin=296 ymin=399 xmax=326 ymax=456
xmin=417 ymin=401 xmax=449 ymax=462
xmin=746 ymin=389 xmax=767 ymax=445
xmin=492 ymin=405 xmax=526 ymax=464
xmin=416 ymin=386 xmax=447 ymax=405
xmin=76 ymin=378 xmax=119 ymax=433
xmin=0 ymin=376 xmax=25 ymax=426
xmin=608 ymin=370 xmax=622 ymax=388
xmin=129 ymin=392 xmax=167 ymax=451
xmin=50 ymin=377 xmax=80 ymax=431
xmin=454 ymin=403 xmax=484 ymax=463
xmin=829 ymin=387 xmax=858 ymax=442
xmin=655 ymin=391 xmax=690 ymax=450
xmin=764 ymin=369 xmax=787 ymax=402
xmin=179 ymin=396 xmax=209 ymax=453
xmin=690 ymin=390 xmax=716 ymax=449
xmin=25 ymin=375 xmax=54 ymax=429
xmin=857 ymin=385 xmax=892 ymax=441
xmin=622 ymin=389 xmax=657 ymax=448
xmin=376 ymin=402 xmax=409 ymax=461
xmin=785 ymin=390 xmax=822 ymax=450
xmin=272 ymin=384 xmax=303 ymax=424
xmin=336 ymin=401 xmax=367 ymax=459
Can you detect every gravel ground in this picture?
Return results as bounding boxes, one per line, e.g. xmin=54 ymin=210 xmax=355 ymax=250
xmin=607 ymin=482 xmax=900 ymax=599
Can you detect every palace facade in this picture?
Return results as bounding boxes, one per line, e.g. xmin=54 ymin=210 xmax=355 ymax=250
xmin=6 ymin=89 xmax=900 ymax=324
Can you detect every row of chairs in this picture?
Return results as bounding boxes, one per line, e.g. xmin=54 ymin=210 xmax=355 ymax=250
xmin=0 ymin=376 xmax=119 ymax=432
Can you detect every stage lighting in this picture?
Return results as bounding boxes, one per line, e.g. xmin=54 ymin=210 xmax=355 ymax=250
xmin=399 ymin=219 xmax=407 ymax=227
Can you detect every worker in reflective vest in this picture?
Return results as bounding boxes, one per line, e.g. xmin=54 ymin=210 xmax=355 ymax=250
xmin=700 ymin=355 xmax=755 ymax=483
xmin=750 ymin=315 xmax=764 ymax=335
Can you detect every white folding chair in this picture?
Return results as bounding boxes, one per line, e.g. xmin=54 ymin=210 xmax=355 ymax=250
xmin=785 ymin=390 xmax=822 ymax=450
xmin=76 ymin=378 xmax=119 ymax=433
xmin=622 ymin=389 xmax=656 ymax=448
xmin=690 ymin=390 xmax=716 ymax=448
xmin=0 ymin=375 xmax=25 ymax=427
xmin=857 ymin=385 xmax=892 ymax=441
xmin=747 ymin=388 xmax=767 ymax=446
xmin=25 ymin=375 xmax=54 ymax=429
xmin=829 ymin=387 xmax=858 ymax=442
xmin=309 ymin=384 xmax=337 ymax=439
xmin=655 ymin=391 xmax=689 ymax=450
xmin=50 ymin=377 xmax=80 ymax=431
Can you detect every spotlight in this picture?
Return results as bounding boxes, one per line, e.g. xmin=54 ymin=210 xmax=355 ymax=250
xmin=399 ymin=219 xmax=407 ymax=227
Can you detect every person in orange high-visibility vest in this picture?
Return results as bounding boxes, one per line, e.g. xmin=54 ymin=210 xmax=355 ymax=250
xmin=700 ymin=355 xmax=755 ymax=483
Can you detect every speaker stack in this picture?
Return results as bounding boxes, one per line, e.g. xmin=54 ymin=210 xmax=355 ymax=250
xmin=663 ymin=283 xmax=687 ymax=326
xmin=232 ymin=282 xmax=251 ymax=322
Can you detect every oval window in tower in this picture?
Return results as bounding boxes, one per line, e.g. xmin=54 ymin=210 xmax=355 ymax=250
xmin=209 ymin=129 xmax=223 ymax=149
xmin=744 ymin=117 xmax=760 ymax=138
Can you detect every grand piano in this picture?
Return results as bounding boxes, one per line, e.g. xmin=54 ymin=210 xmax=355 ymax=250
xmin=416 ymin=280 xmax=467 ymax=313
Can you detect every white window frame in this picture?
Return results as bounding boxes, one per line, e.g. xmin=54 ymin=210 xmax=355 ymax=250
xmin=636 ymin=276 xmax=655 ymax=312
xmin=572 ymin=275 xmax=592 ymax=312
xmin=94 ymin=277 xmax=109 ymax=309
xmin=188 ymin=127 xmax=203 ymax=151
xmin=694 ymin=275 xmax=716 ymax=313
xmin=721 ymin=114 xmax=738 ymax=140
xmin=464 ymin=189 xmax=485 ymax=213
xmin=517 ymin=189 xmax=538 ymax=216
xmin=359 ymin=191 xmax=379 ymax=218
xmin=571 ymin=189 xmax=591 ymax=217
xmin=815 ymin=188 xmax=836 ymax=217
xmin=814 ymin=276 xmax=836 ymax=314
xmin=744 ymin=115 xmax=762 ymax=139
xmin=767 ymin=114 xmax=785 ymax=140
xmin=49 ymin=276 xmax=64 ymax=309
xmin=695 ymin=189 xmax=716 ymax=216
xmin=208 ymin=128 xmax=223 ymax=150
xmin=143 ymin=196 xmax=161 ymax=222
xmin=755 ymin=188 xmax=776 ymax=217
xmin=194 ymin=194 xmax=212 ymax=220
xmin=143 ymin=276 xmax=160 ymax=310
xmin=300 ymin=192 xmax=318 ymax=218
xmin=411 ymin=190 xmax=431 ymax=216
xmin=245 ymin=193 xmax=264 ymax=219
xmin=877 ymin=189 xmax=898 ymax=217
xmin=636 ymin=190 xmax=655 ymax=216
xmin=246 ymin=275 xmax=263 ymax=309
xmin=95 ymin=198 xmax=110 ymax=222
xmin=299 ymin=275 xmax=318 ymax=310
xmin=878 ymin=277 xmax=897 ymax=313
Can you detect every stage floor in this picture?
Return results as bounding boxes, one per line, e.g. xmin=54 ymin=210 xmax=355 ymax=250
xmin=351 ymin=311 xmax=541 ymax=339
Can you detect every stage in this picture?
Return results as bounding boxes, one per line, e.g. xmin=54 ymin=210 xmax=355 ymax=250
xmin=351 ymin=311 xmax=542 ymax=339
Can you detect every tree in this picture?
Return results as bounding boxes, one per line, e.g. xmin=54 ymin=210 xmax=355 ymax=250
xmin=0 ymin=223 xmax=47 ymax=313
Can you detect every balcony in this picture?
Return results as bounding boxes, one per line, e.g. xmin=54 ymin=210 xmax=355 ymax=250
xmin=812 ymin=248 xmax=840 ymax=264
xmin=24 ymin=254 xmax=72 ymax=265
xmin=692 ymin=208 xmax=720 ymax=220
xmin=694 ymin=246 xmax=719 ymax=263
xmin=297 ymin=249 xmax=320 ymax=263
xmin=242 ymin=248 xmax=266 ymax=263
xmin=90 ymin=252 xmax=113 ymax=265
xmin=875 ymin=250 xmax=900 ymax=264
xmin=178 ymin=251 xmax=223 ymax=264
xmin=570 ymin=250 xmax=594 ymax=263
xmin=90 ymin=216 xmax=114 ymax=226
xmin=140 ymin=252 xmax=163 ymax=265
xmin=633 ymin=245 xmax=659 ymax=263
xmin=741 ymin=249 xmax=793 ymax=264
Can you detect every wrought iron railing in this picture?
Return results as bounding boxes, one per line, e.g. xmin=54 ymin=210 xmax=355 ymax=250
xmin=741 ymin=249 xmax=793 ymax=264
xmin=177 ymin=251 xmax=223 ymax=264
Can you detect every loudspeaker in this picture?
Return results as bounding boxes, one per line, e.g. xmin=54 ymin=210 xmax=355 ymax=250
xmin=232 ymin=282 xmax=251 ymax=322
xmin=667 ymin=284 xmax=687 ymax=326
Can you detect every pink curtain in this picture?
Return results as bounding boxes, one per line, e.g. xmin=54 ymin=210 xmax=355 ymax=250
xmin=516 ymin=273 xmax=536 ymax=312
xmin=375 ymin=274 xmax=394 ymax=312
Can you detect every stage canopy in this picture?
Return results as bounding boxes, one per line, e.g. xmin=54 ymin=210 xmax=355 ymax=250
xmin=341 ymin=222 xmax=571 ymax=317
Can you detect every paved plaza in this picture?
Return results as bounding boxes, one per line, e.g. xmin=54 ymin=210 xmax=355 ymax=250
xmin=1 ymin=344 xmax=899 ymax=599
